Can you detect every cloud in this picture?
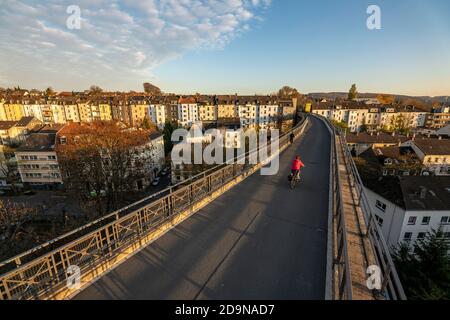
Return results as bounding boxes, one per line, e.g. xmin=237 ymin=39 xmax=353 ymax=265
xmin=0 ymin=0 xmax=271 ymax=91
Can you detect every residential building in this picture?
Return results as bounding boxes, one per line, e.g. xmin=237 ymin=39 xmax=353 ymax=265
xmin=111 ymin=98 xmax=131 ymax=125
xmin=405 ymin=137 xmax=450 ymax=176
xmin=148 ymin=103 xmax=166 ymax=130
xmin=50 ymin=103 xmax=67 ymax=124
xmin=61 ymin=100 xmax=81 ymax=122
xmin=356 ymin=145 xmax=422 ymax=178
xmin=425 ymin=106 xmax=450 ymax=129
xmin=77 ymin=101 xmax=93 ymax=122
xmin=22 ymin=100 xmax=44 ymax=122
xmin=198 ymin=100 xmax=217 ymax=123
xmin=258 ymin=97 xmax=279 ymax=129
xmin=346 ymin=132 xmax=408 ymax=156
xmin=0 ymin=99 xmax=6 ymax=121
xmin=178 ymin=97 xmax=199 ymax=127
xmin=129 ymin=99 xmax=150 ymax=127
xmin=0 ymin=117 xmax=42 ymax=145
xmin=237 ymin=97 xmax=258 ymax=128
xmin=2 ymin=100 xmax=24 ymax=121
xmin=363 ymin=176 xmax=450 ymax=248
xmin=217 ymin=96 xmax=237 ymax=119
xmin=15 ymin=125 xmax=65 ymax=189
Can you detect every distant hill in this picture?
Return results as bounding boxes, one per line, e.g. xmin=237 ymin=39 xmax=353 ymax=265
xmin=308 ymin=92 xmax=449 ymax=111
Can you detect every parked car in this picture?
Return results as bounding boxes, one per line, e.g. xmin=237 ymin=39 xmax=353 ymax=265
xmin=152 ymin=177 xmax=161 ymax=186
xmin=24 ymin=190 xmax=36 ymax=196
xmin=161 ymin=168 xmax=169 ymax=176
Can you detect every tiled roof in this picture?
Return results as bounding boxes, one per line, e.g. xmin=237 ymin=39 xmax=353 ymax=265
xmin=413 ymin=138 xmax=450 ymax=155
xmin=0 ymin=121 xmax=18 ymax=130
xmin=16 ymin=116 xmax=37 ymax=127
xmin=399 ymin=176 xmax=450 ymax=211
xmin=16 ymin=133 xmax=56 ymax=152
xmin=346 ymin=132 xmax=408 ymax=144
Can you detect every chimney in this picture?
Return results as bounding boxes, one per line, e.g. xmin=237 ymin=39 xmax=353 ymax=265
xmin=439 ymin=136 xmax=443 ymax=140
xmin=412 ymin=133 xmax=416 ymax=141
xmin=392 ymin=131 xmax=396 ymax=137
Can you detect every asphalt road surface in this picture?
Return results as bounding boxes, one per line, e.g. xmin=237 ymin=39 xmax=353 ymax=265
xmin=74 ymin=116 xmax=331 ymax=300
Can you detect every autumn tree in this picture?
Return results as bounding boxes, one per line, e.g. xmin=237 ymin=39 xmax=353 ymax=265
xmin=277 ymin=86 xmax=301 ymax=99
xmin=141 ymin=117 xmax=157 ymax=131
xmin=0 ymin=200 xmax=37 ymax=259
xmin=377 ymin=94 xmax=396 ymax=105
xmin=56 ymin=121 xmax=157 ymax=216
xmin=348 ymin=84 xmax=358 ymax=100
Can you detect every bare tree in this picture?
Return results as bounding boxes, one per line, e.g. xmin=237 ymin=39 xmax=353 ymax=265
xmin=0 ymin=200 xmax=37 ymax=259
xmin=89 ymin=85 xmax=103 ymax=95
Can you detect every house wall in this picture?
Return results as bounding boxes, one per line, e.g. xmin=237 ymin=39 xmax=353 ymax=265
xmin=365 ymin=187 xmax=406 ymax=248
xmin=15 ymin=150 xmax=63 ymax=187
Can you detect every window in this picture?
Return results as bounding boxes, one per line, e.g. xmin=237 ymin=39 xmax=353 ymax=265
xmin=48 ymin=155 xmax=56 ymax=160
xmin=417 ymin=232 xmax=426 ymax=240
xmin=422 ymin=216 xmax=431 ymax=225
xmin=403 ymin=232 xmax=413 ymax=241
xmin=441 ymin=217 xmax=450 ymax=225
xmin=376 ymin=200 xmax=387 ymax=212
xmin=408 ymin=217 xmax=417 ymax=225
xmin=375 ymin=215 xmax=384 ymax=227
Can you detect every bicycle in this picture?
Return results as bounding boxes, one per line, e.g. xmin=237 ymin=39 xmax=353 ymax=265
xmin=289 ymin=171 xmax=301 ymax=189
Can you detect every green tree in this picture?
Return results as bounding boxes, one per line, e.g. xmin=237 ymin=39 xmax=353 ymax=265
xmin=332 ymin=120 xmax=349 ymax=132
xmin=348 ymin=84 xmax=358 ymax=100
xmin=392 ymin=229 xmax=450 ymax=300
xmin=162 ymin=121 xmax=180 ymax=155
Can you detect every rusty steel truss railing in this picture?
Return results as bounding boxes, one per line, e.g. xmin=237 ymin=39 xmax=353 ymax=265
xmin=338 ymin=130 xmax=406 ymax=300
xmin=0 ymin=118 xmax=309 ymax=300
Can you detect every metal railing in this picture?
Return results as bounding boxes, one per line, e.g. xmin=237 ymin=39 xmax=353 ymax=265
xmin=331 ymin=128 xmax=353 ymax=300
xmin=0 ymin=118 xmax=309 ymax=300
xmin=338 ymin=130 xmax=407 ymax=300
xmin=316 ymin=114 xmax=405 ymax=300
xmin=318 ymin=116 xmax=353 ymax=300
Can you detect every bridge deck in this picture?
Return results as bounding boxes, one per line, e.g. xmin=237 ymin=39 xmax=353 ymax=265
xmin=74 ymin=117 xmax=331 ymax=300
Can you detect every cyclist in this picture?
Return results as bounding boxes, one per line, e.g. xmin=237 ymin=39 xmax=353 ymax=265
xmin=291 ymin=155 xmax=305 ymax=182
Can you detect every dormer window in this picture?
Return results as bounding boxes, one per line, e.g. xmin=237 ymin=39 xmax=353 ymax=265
xmin=60 ymin=136 xmax=67 ymax=145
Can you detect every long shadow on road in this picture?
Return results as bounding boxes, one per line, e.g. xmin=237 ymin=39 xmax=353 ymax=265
xmin=74 ymin=116 xmax=331 ymax=300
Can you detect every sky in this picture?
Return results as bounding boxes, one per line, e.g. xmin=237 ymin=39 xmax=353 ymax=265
xmin=0 ymin=0 xmax=449 ymax=96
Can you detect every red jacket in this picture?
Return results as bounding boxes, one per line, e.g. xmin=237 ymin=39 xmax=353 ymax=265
xmin=292 ymin=159 xmax=305 ymax=171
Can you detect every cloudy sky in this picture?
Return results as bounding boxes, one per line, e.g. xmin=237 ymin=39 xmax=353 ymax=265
xmin=0 ymin=0 xmax=449 ymax=95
